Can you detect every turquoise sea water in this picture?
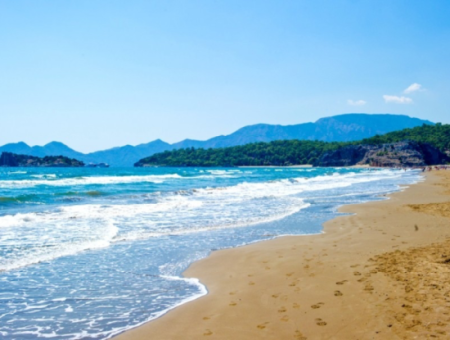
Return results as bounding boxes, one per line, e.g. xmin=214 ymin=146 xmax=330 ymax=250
xmin=0 ymin=167 xmax=421 ymax=339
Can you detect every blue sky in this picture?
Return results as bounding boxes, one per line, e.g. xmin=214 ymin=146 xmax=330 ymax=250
xmin=1 ymin=1 xmax=449 ymax=152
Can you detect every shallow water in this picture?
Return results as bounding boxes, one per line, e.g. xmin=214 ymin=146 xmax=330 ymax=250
xmin=0 ymin=167 xmax=421 ymax=339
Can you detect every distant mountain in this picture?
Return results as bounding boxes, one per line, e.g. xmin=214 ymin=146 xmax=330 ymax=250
xmin=0 ymin=142 xmax=85 ymax=160
xmin=0 ymin=114 xmax=434 ymax=167
xmin=172 ymin=113 xmax=434 ymax=148
xmin=0 ymin=140 xmax=174 ymax=168
xmin=85 ymin=139 xmax=174 ymax=167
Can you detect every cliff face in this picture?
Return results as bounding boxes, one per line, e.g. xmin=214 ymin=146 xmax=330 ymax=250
xmin=314 ymin=141 xmax=449 ymax=167
xmin=0 ymin=152 xmax=85 ymax=167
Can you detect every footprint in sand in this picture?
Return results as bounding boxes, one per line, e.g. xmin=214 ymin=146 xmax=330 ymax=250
xmin=364 ymin=284 xmax=374 ymax=291
xmin=286 ymin=272 xmax=294 ymax=277
xmin=203 ymin=329 xmax=213 ymax=336
xmin=353 ymin=271 xmax=362 ymax=276
xmin=271 ymin=294 xmax=279 ymax=298
xmin=294 ymin=330 xmax=307 ymax=340
xmin=311 ymin=303 xmax=324 ymax=309
xmin=229 ymin=291 xmax=236 ymax=295
xmin=257 ymin=322 xmax=269 ymax=329
xmin=249 ymin=281 xmax=255 ymax=285
xmin=316 ymin=318 xmax=327 ymax=326
xmin=203 ymin=316 xmax=210 ymax=320
xmin=229 ymin=301 xmax=237 ymax=306
xmin=336 ymin=280 xmax=348 ymax=285
xmin=278 ymin=307 xmax=287 ymax=313
xmin=293 ymin=303 xmax=300 ymax=309
xmin=280 ymin=315 xmax=289 ymax=322
xmin=334 ymin=290 xmax=343 ymax=297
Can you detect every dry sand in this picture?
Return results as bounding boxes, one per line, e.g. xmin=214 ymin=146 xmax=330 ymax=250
xmin=115 ymin=171 xmax=450 ymax=340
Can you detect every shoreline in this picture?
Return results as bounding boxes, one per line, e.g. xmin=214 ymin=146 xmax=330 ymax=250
xmin=237 ymin=164 xmax=372 ymax=168
xmin=115 ymin=171 xmax=450 ymax=339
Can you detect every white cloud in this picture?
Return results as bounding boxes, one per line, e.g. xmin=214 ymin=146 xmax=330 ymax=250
xmin=404 ymin=83 xmax=422 ymax=94
xmin=347 ymin=99 xmax=366 ymax=106
xmin=383 ymin=95 xmax=413 ymax=104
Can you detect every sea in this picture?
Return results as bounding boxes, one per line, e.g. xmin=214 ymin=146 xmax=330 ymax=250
xmin=0 ymin=166 xmax=422 ymax=339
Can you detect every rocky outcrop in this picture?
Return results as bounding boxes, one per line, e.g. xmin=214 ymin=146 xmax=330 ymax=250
xmin=314 ymin=141 xmax=449 ymax=167
xmin=0 ymin=152 xmax=85 ymax=167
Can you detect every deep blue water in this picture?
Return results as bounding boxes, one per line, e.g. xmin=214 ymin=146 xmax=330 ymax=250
xmin=0 ymin=167 xmax=421 ymax=339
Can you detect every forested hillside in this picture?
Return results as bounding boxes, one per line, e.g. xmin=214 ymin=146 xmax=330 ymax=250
xmin=135 ymin=123 xmax=450 ymax=167
xmin=0 ymin=152 xmax=85 ymax=167
xmin=361 ymin=123 xmax=450 ymax=151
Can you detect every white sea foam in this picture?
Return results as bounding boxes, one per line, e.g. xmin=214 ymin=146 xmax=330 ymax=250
xmin=0 ymin=174 xmax=185 ymax=188
xmin=0 ymin=168 xmax=424 ymax=340
xmin=0 ymin=170 xmax=251 ymax=188
xmin=103 ymin=276 xmax=208 ymax=340
xmin=0 ymin=169 xmax=406 ymax=273
xmin=31 ymin=174 xmax=57 ymax=179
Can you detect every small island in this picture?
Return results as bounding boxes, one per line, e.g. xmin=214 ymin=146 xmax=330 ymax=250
xmin=0 ymin=152 xmax=85 ymax=167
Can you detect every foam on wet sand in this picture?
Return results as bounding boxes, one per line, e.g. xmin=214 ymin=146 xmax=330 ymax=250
xmin=115 ymin=171 xmax=450 ymax=339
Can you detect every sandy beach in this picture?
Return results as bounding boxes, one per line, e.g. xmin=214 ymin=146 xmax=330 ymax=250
xmin=115 ymin=171 xmax=450 ymax=340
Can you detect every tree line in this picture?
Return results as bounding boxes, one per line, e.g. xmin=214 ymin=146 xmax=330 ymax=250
xmin=135 ymin=123 xmax=450 ymax=167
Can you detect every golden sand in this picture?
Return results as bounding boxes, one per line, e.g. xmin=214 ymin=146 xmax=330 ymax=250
xmin=409 ymin=202 xmax=450 ymax=219
xmin=115 ymin=171 xmax=450 ymax=340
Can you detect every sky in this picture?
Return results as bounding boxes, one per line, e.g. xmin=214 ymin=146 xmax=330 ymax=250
xmin=1 ymin=1 xmax=449 ymax=153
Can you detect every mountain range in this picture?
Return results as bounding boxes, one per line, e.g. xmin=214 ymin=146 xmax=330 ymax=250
xmin=0 ymin=114 xmax=434 ymax=167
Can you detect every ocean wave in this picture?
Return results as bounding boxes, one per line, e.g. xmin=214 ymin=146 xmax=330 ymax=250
xmin=0 ymin=191 xmax=307 ymax=272
xmin=0 ymin=168 xmax=414 ymax=273
xmin=0 ymin=167 xmax=424 ymax=340
xmin=0 ymin=196 xmax=17 ymax=203
xmin=0 ymin=194 xmax=41 ymax=205
xmin=0 ymin=174 xmax=185 ymax=188
xmin=0 ymin=171 xmax=247 ymax=188
xmin=0 ymin=221 xmax=119 ymax=272
xmin=31 ymin=174 xmax=57 ymax=179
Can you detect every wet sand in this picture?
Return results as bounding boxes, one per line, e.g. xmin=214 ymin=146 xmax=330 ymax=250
xmin=115 ymin=171 xmax=450 ymax=339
